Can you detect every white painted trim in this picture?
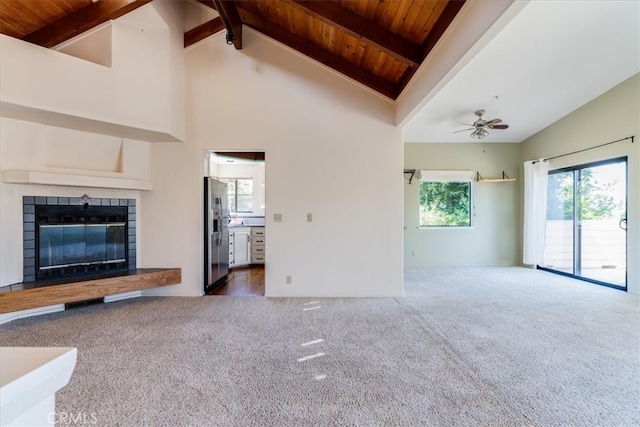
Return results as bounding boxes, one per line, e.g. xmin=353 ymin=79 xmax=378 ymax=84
xmin=0 ymin=305 xmax=65 ymax=325
xmin=103 ymin=291 xmax=142 ymax=303
xmin=2 ymin=170 xmax=152 ymax=191
xmin=419 ymin=170 xmax=476 ymax=182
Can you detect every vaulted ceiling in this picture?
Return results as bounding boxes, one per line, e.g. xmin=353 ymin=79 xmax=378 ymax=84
xmin=3 ymin=1 xmax=636 ymax=145
xmin=0 ymin=0 xmax=465 ymax=100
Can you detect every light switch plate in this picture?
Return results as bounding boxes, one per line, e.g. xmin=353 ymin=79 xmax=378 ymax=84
xmin=273 ymin=213 xmax=282 ymax=222
xmin=307 ymin=213 xmax=312 ymax=222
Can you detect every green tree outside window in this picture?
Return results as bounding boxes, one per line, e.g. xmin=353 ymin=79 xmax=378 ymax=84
xmin=419 ymin=181 xmax=471 ymax=227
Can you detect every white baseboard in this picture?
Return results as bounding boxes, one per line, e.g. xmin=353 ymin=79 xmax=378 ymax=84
xmin=0 ymin=291 xmax=194 ymax=324
xmin=103 ymin=291 xmax=142 ymax=303
xmin=0 ymin=304 xmax=65 ymax=325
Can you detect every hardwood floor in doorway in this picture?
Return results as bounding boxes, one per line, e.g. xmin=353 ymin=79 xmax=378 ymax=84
xmin=207 ymin=265 xmax=265 ymax=296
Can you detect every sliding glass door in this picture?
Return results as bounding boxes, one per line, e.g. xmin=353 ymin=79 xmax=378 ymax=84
xmin=543 ymin=157 xmax=627 ymax=289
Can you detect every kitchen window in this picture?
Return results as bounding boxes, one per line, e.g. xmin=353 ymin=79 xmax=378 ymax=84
xmin=419 ymin=170 xmax=475 ymax=227
xmin=222 ymin=178 xmax=253 ymax=213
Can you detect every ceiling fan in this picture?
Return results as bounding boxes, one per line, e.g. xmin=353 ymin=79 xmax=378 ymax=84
xmin=454 ymin=109 xmax=509 ymax=139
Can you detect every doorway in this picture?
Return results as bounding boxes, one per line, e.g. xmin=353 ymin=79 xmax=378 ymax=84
xmin=205 ymin=151 xmax=266 ymax=296
xmin=542 ymin=157 xmax=627 ymax=290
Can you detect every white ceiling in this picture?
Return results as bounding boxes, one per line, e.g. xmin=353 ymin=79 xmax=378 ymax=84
xmin=403 ymin=0 xmax=640 ymax=144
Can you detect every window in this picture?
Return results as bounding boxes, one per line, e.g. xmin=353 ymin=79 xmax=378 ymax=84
xmin=221 ymin=178 xmax=253 ymax=213
xmin=419 ymin=170 xmax=474 ymax=227
xmin=542 ymin=157 xmax=627 ymax=289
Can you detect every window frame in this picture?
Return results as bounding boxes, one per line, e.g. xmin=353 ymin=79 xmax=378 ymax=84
xmin=539 ymin=156 xmax=628 ymax=291
xmin=418 ymin=170 xmax=475 ymax=229
xmin=221 ymin=178 xmax=254 ymax=214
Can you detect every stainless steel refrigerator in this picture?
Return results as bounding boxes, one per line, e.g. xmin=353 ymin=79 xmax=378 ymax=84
xmin=204 ymin=177 xmax=229 ymax=292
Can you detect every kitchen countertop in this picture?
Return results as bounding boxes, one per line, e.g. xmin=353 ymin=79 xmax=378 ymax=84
xmin=228 ymin=217 xmax=265 ymax=228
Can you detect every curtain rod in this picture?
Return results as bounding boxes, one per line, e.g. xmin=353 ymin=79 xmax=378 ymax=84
xmin=533 ymin=136 xmax=634 ymax=163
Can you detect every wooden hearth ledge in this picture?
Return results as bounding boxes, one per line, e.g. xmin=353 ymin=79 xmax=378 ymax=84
xmin=0 ymin=268 xmax=181 ymax=314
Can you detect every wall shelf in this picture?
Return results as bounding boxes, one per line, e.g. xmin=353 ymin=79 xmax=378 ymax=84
xmin=476 ymin=171 xmax=516 ymax=183
xmin=403 ymin=169 xmax=416 ymax=184
xmin=2 ymin=170 xmax=152 ymax=191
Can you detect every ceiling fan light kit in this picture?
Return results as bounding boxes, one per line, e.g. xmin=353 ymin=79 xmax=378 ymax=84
xmin=471 ymin=127 xmax=489 ymax=139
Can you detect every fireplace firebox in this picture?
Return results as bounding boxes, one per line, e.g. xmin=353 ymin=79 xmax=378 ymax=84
xmin=23 ymin=196 xmax=136 ymax=282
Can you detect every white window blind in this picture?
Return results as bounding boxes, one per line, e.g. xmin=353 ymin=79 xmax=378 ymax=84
xmin=419 ymin=170 xmax=476 ymax=182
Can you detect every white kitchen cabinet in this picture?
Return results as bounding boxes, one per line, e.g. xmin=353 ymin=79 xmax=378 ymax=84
xmin=251 ymin=227 xmax=265 ymax=264
xmin=231 ymin=228 xmax=251 ymax=267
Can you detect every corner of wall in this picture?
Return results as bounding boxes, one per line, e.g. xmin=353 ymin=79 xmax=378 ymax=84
xmin=0 ymin=1 xmax=185 ymax=143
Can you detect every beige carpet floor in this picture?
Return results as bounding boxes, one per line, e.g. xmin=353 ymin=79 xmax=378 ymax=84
xmin=1 ymin=266 xmax=638 ymax=426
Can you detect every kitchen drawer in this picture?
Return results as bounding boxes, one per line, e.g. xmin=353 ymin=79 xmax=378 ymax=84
xmin=251 ymin=254 xmax=265 ymax=264
xmin=251 ymin=245 xmax=265 ymax=255
xmin=251 ymin=227 xmax=265 ymax=237
xmin=252 ymin=237 xmax=265 ymax=245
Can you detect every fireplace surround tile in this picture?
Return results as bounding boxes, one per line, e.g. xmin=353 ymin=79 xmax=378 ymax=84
xmin=22 ymin=195 xmax=136 ymax=283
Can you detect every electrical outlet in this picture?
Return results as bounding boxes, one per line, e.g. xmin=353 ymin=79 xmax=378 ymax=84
xmin=285 ymin=275 xmax=292 ymax=284
xmin=273 ymin=213 xmax=282 ymax=222
xmin=307 ymin=213 xmax=313 ymax=222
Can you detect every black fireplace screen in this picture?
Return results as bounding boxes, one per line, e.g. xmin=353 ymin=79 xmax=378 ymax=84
xmin=39 ymin=223 xmax=126 ymax=269
xmin=31 ymin=202 xmax=131 ymax=281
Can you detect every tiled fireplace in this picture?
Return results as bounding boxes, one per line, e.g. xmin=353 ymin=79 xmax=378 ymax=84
xmin=22 ymin=195 xmax=136 ymax=283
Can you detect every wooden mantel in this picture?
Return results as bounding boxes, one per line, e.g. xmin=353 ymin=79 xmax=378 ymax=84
xmin=0 ymin=268 xmax=181 ymax=314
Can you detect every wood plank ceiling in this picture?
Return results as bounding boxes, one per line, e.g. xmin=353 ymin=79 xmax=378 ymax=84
xmin=0 ymin=0 xmax=465 ymax=100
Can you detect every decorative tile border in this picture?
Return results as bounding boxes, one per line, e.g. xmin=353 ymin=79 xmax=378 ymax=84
xmin=22 ymin=196 xmax=136 ymax=283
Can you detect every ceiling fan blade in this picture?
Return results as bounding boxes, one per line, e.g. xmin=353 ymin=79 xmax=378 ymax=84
xmin=453 ymin=127 xmax=475 ymax=133
xmin=490 ymin=124 xmax=509 ymax=130
xmin=485 ymin=118 xmax=502 ymax=125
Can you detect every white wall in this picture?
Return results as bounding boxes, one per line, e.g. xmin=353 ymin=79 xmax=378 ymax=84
xmin=140 ymin=28 xmax=404 ymax=298
xmin=0 ymin=0 xmax=185 ymax=290
xmin=521 ymin=73 xmax=640 ymax=294
xmin=0 ymin=1 xmax=185 ymax=142
xmin=0 ymin=118 xmax=152 ymax=287
xmin=404 ymin=143 xmax=521 ymax=266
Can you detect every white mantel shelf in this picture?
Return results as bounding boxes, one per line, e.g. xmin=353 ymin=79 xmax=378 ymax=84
xmin=2 ymin=170 xmax=152 ymax=191
xmin=0 ymin=347 xmax=77 ymax=426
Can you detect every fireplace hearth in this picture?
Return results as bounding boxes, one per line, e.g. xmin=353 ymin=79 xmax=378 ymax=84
xmin=23 ymin=196 xmax=136 ymax=282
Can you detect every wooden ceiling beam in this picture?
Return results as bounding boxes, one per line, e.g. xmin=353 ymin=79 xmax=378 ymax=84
xmin=184 ymin=17 xmax=225 ymax=48
xmin=214 ymin=152 xmax=265 ymax=162
xmin=22 ymin=0 xmax=153 ymax=48
xmin=213 ymin=0 xmax=243 ymax=49
xmin=397 ymin=0 xmax=467 ymax=97
xmin=238 ymin=8 xmax=397 ymax=99
xmin=290 ymin=0 xmax=422 ymax=68
xmin=419 ymin=0 xmax=467 ymax=61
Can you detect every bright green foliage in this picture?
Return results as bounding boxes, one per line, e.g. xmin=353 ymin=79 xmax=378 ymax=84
xmin=547 ymin=168 xmax=624 ymax=221
xmin=419 ymin=182 xmax=471 ymax=226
